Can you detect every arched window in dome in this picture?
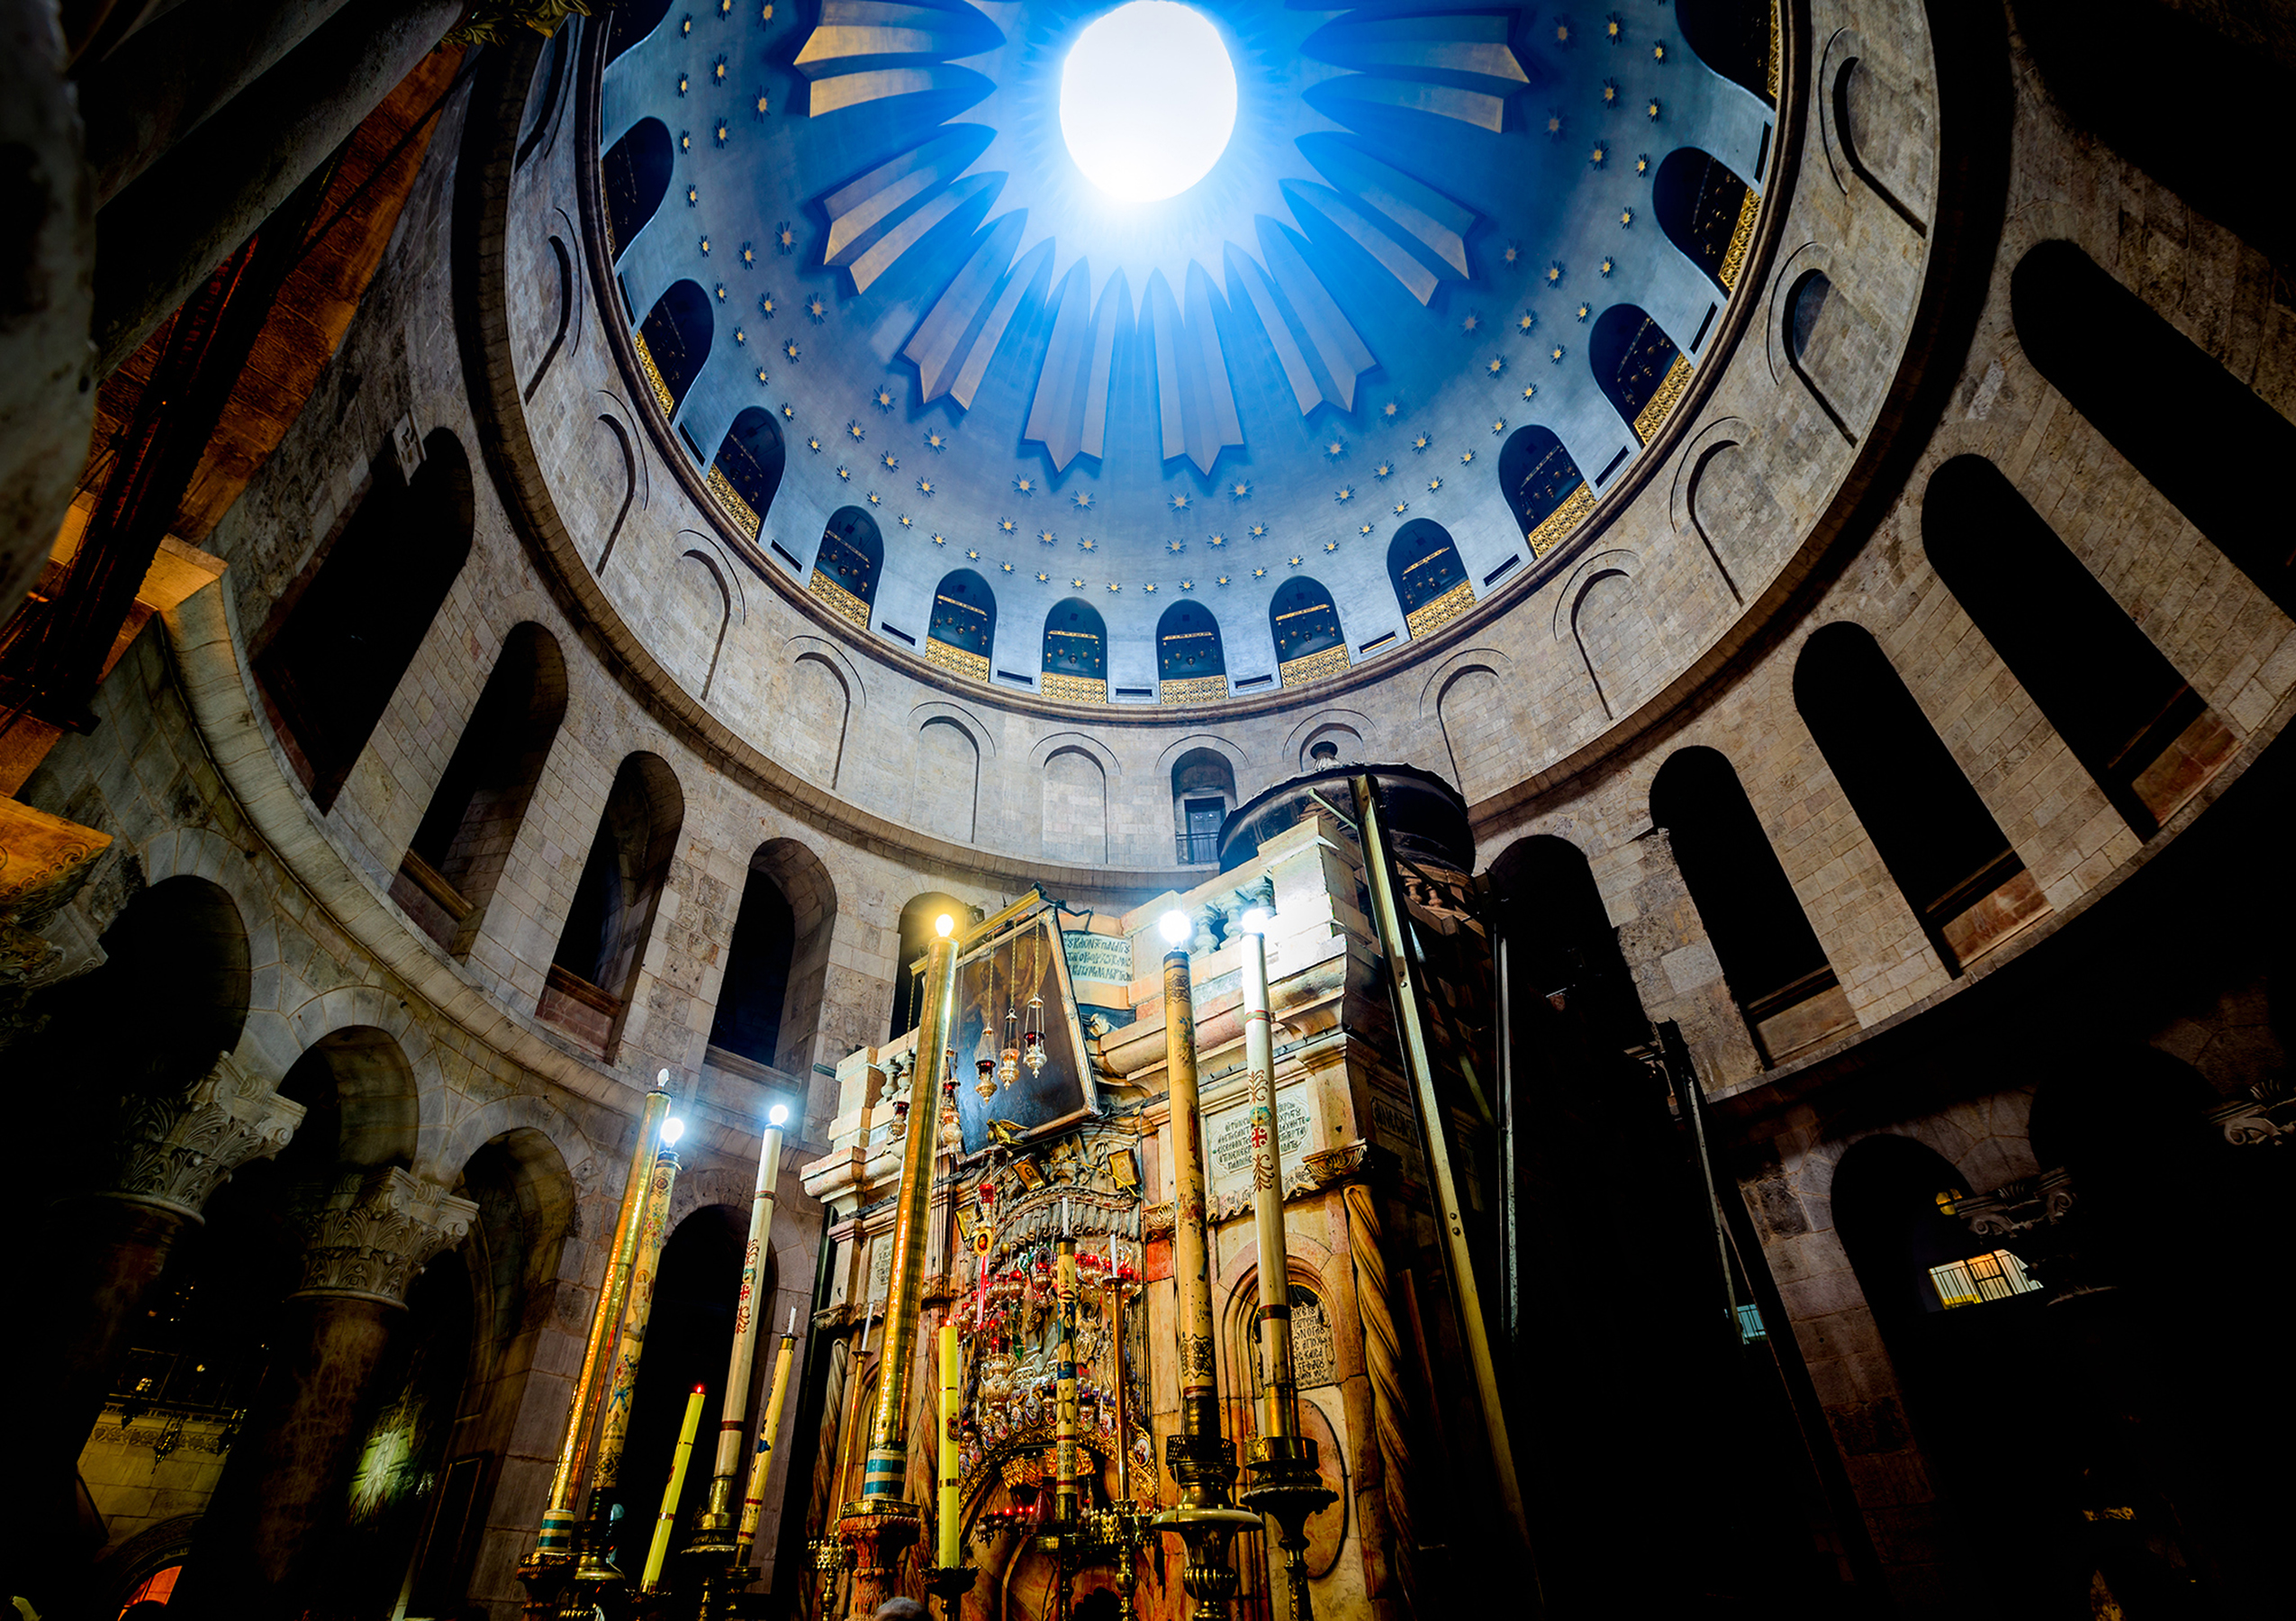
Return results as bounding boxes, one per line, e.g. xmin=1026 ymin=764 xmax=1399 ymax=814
xmin=634 ymin=280 xmax=711 ymax=421
xmin=926 ymin=569 xmax=996 ymax=681
xmin=1042 ymin=598 xmax=1109 ymax=704
xmin=1651 ymin=747 xmax=1853 ymax=1065
xmin=1794 ymin=623 xmax=2045 ymax=977
xmin=1921 ymin=456 xmax=2231 ymax=838
xmin=2011 ymin=240 xmax=2296 ymax=619
xmin=809 ymin=507 xmax=881 ymax=629
xmin=1591 ymin=303 xmax=1693 ymax=444
xmin=1677 ymin=0 xmax=1777 ymax=103
xmin=604 ymin=0 xmax=673 ymax=62
xmin=707 ymin=407 xmax=784 ymax=541
xmin=1497 ymin=425 xmax=1593 ymax=558
xmin=1654 ymin=149 xmax=1758 ymax=294
xmin=1270 ymin=577 xmax=1348 ymax=688
xmin=1388 ymin=520 xmax=1473 ymax=638
xmin=254 ymin=428 xmax=474 ymax=812
xmin=601 ymin=118 xmax=672 ymax=263
xmin=544 ymin=752 xmax=683 ymax=1058
xmin=394 ymin=623 xmax=568 ymax=956
xmin=1156 ymin=602 xmax=1227 ymax=702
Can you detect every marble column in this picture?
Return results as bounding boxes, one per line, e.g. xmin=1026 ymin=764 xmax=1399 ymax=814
xmin=172 ymin=1166 xmax=476 ymax=1621
xmin=24 ymin=1055 xmax=304 ymax=1499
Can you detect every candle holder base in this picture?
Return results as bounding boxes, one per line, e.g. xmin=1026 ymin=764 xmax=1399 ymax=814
xmin=836 ymin=1497 xmax=924 ymax=1618
xmin=1241 ymin=1435 xmax=1336 ymax=1621
xmin=924 ymin=1562 xmax=979 ymax=1621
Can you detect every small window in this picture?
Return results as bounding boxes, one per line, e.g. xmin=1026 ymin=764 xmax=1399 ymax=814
xmin=1736 ymin=1302 xmax=1767 ymax=1342
xmin=1928 ymin=1248 xmax=2041 ymax=1309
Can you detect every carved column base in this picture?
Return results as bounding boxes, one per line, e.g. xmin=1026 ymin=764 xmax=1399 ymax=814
xmin=836 ymin=1498 xmax=923 ymax=1619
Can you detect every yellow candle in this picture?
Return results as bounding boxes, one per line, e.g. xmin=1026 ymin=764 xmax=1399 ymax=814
xmin=936 ymin=1320 xmax=962 ymax=1569
xmin=643 ymin=1383 xmax=708 ymax=1592
xmin=736 ymin=1310 xmax=800 ymax=1560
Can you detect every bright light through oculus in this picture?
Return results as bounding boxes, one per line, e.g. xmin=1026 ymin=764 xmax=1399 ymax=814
xmin=1060 ymin=2 xmax=1237 ymax=202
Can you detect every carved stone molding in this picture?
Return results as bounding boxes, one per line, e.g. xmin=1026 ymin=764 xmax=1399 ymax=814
xmin=0 ymin=798 xmax=113 ymax=989
xmin=291 ymin=1167 xmax=477 ymax=1307
xmin=1949 ymin=1167 xmax=2075 ymax=1239
xmin=1142 ymin=1201 xmax=1175 ymax=1238
xmin=85 ymin=1054 xmax=305 ymax=1219
xmin=2209 ymin=1078 xmax=2295 ymax=1147
xmin=1300 ymin=1138 xmax=1378 ymax=1191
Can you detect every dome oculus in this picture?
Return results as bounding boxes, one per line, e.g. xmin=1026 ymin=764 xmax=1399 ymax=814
xmin=1059 ymin=3 xmax=1238 ymax=202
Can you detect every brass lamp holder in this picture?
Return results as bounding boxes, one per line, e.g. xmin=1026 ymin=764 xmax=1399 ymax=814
xmin=1151 ymin=1435 xmax=1262 ymax=1621
xmin=923 ymin=1562 xmax=980 ymax=1621
xmin=1241 ymin=1435 xmax=1336 ymax=1621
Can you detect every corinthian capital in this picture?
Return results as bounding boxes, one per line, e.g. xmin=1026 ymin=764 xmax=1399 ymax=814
xmin=87 ymin=1054 xmax=307 ymax=1219
xmin=292 ymin=1167 xmax=477 ymax=1307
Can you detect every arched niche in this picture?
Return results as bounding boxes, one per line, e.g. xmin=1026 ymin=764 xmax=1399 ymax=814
xmin=1042 ymin=597 xmax=1109 ymax=703
xmin=1270 ymin=576 xmax=1347 ymax=688
xmin=1591 ymin=303 xmax=1691 ymax=444
xmin=1793 ymin=623 xmax=2041 ymax=977
xmin=1654 ymin=148 xmax=1758 ymax=294
xmin=1650 ymin=746 xmax=1853 ymax=1064
xmin=1496 ymin=424 xmax=1592 ymax=559
xmin=709 ymin=838 xmax=839 ymax=1097
xmin=2011 ymin=240 xmax=2296 ymax=618
xmin=1387 ymin=519 xmax=1472 ymax=638
xmin=926 ymin=569 xmax=996 ymax=682
xmin=708 ymin=406 xmax=785 ymax=540
xmin=543 ymin=752 xmax=684 ymax=1059
xmin=1921 ymin=455 xmax=2231 ymax=838
xmin=889 ymin=892 xmax=972 ymax=1038
xmin=1155 ymin=601 xmax=1226 ymax=702
xmin=809 ymin=506 xmax=881 ymax=629
xmin=601 ymin=117 xmax=672 ymax=263
xmin=393 ymin=623 xmax=568 ymax=957
xmin=252 ymin=429 xmax=475 ymax=811
xmin=1677 ymin=0 xmax=1777 ymax=103
xmin=635 ymin=278 xmax=712 ymax=421
xmin=1170 ymin=746 xmax=1237 ymax=865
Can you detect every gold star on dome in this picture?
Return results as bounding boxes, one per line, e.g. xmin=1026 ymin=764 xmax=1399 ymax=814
xmin=714 ymin=285 xmax=728 ymax=303
xmin=700 ymin=235 xmax=710 ymax=253
xmin=1107 ymin=582 xmax=1121 ymax=593
xmin=931 ymin=533 xmax=946 ymax=545
xmin=713 ymin=57 xmax=728 ymax=81
xmin=1621 ymin=207 xmax=1634 ymax=227
xmin=1035 ymin=572 xmax=1051 ymax=583
xmin=685 ymin=184 xmax=699 ymax=204
xmin=758 ymin=293 xmax=776 ymax=317
xmin=1523 ymin=384 xmax=1538 ymax=400
xmin=1518 ymin=312 xmax=1536 ymax=332
xmin=1231 ymin=481 xmax=1250 ymax=499
xmin=1208 ymin=534 xmax=1227 ymax=548
xmin=1334 ymin=487 xmax=1353 ymax=503
xmin=1590 ymin=145 xmax=1606 ymax=168
xmin=716 ymin=122 xmax=729 ymax=145
xmin=1647 ymin=99 xmax=1661 ymax=119
xmin=999 ymin=518 xmax=1017 ymax=534
xmin=966 ymin=548 xmax=981 ymax=560
xmin=1427 ymin=476 xmax=1443 ymax=493
xmin=1601 ymin=258 xmax=1615 ymax=276
xmin=1577 ymin=303 xmax=1592 ymax=321
xmin=917 ymin=477 xmax=934 ymax=495
xmin=1078 ymin=538 xmax=1095 ymax=552
xmin=1554 ymin=22 xmax=1569 ymax=42
xmin=1492 ymin=420 xmax=1506 ymax=435
xmin=1288 ymin=555 xmax=1303 ymax=566
xmin=899 ymin=514 xmax=914 ymax=528
xmin=1248 ymin=523 xmax=1267 ymax=538
xmin=780 ymin=402 xmax=794 ymax=418
xmin=1605 ymin=13 xmax=1623 ymax=40
xmin=1487 ymin=357 xmax=1505 ymax=375
xmin=1548 ymin=261 xmax=1565 ymax=284
xmin=1041 ymin=530 xmax=1058 ymax=546
xmin=1635 ymin=152 xmax=1651 ymax=175
xmin=1601 ymin=79 xmax=1619 ymax=105
xmin=881 ymin=452 xmax=898 ymax=470
xmin=1180 ymin=579 xmax=1194 ymax=590
xmin=808 ymin=295 xmax=827 ymax=321
xmin=1551 ymin=344 xmax=1566 ymax=362
xmin=1143 ymin=583 xmax=1157 ymax=593
xmin=1374 ymin=462 xmax=1393 ymax=479
xmin=1413 ymin=433 xmax=1432 ymax=452
xmin=846 ymin=421 xmax=865 ymax=440
xmin=1503 ymin=243 xmax=1521 ymax=264
xmin=1252 ymin=566 xmax=1267 ymax=579
xmin=1545 ymin=111 xmax=1564 ymax=137
xmin=784 ymin=340 xmax=800 ymax=360
xmin=1653 ymin=41 xmax=1666 ymax=61
xmin=734 ymin=328 xmax=746 ymax=345
xmin=1462 ymin=312 xmax=1480 ymax=332
xmin=1071 ymin=578 xmax=1086 ymax=588
xmin=1000 ymin=560 xmax=1014 ymax=573
xmin=1394 ymin=501 xmax=1408 ymax=516
xmin=1170 ymin=539 xmax=1187 ymax=553
xmin=806 ymin=436 xmax=822 ymax=452
xmin=835 ymin=466 xmax=850 ymax=480
xmin=742 ymin=244 xmax=756 ymax=267
xmin=1217 ymin=575 xmax=1230 ymax=586
xmin=865 ymin=491 xmax=880 ymax=504
xmin=1382 ymin=401 xmax=1399 ymax=417
xmin=1072 ymin=490 xmax=1093 ymax=509
xmin=1171 ymin=493 xmax=1191 ymax=511
xmin=679 ymin=73 xmax=690 ymax=94
xmin=1013 ymin=475 xmax=1035 ymax=495
xmin=875 ymin=386 xmax=896 ymax=410
xmin=1325 ymin=439 xmax=1346 ymax=457
xmin=755 ymin=94 xmax=769 ymax=116
xmin=775 ymin=222 xmax=794 ymax=250
xmin=1460 ymin=449 xmax=1477 ymax=465
xmin=755 ymin=367 xmax=767 ymax=383
xmin=927 ymin=430 xmax=946 ymax=450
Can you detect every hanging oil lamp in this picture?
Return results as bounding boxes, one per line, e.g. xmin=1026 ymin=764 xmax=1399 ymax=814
xmin=997 ymin=935 xmax=1022 ymax=1086
xmin=1023 ymin=991 xmax=1047 ymax=1077
xmin=975 ymin=1056 xmax=998 ymax=1100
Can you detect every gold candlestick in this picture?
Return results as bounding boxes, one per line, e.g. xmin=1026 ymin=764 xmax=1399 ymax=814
xmin=1147 ymin=911 xmax=1260 ymax=1620
xmin=1234 ymin=904 xmax=1335 ymax=1621
xmin=521 ymin=1082 xmax=669 ymax=1610
xmin=1054 ymin=1201 xmax=1080 ymax=1525
xmin=836 ymin=910 xmax=963 ymax=1615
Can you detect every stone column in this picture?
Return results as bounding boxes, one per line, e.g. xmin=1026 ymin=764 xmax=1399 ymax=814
xmin=25 ymin=1055 xmax=304 ymax=1496
xmin=89 ymin=0 xmax=464 ymax=371
xmin=172 ymin=1166 xmax=476 ymax=1621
